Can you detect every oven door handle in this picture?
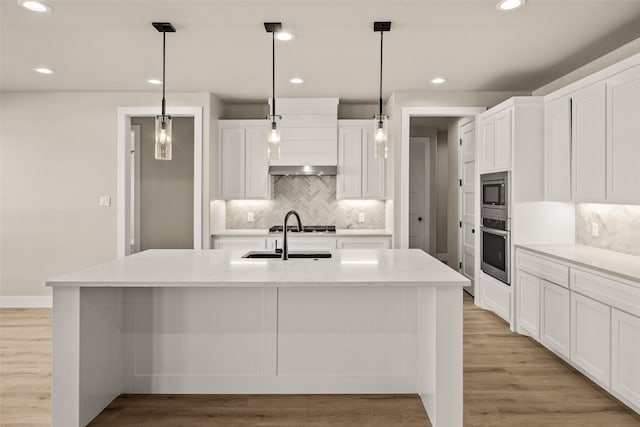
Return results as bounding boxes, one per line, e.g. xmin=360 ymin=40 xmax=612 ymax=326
xmin=480 ymin=226 xmax=508 ymax=237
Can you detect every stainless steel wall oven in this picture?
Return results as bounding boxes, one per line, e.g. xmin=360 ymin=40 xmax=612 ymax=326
xmin=480 ymin=172 xmax=510 ymax=285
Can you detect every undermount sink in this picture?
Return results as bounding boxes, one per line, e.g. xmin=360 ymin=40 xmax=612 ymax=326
xmin=242 ymin=251 xmax=332 ymax=259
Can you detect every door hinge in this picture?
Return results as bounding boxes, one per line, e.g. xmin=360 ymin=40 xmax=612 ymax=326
xmin=459 ymin=262 xmax=462 ymax=269
xmin=459 ymin=179 xmax=462 ymax=187
xmin=459 ymin=221 xmax=462 ymax=228
xmin=459 ymin=138 xmax=462 ymax=146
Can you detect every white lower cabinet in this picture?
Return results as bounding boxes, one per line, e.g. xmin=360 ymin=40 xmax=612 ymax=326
xmin=540 ymin=280 xmax=570 ymax=358
xmin=336 ymin=237 xmax=391 ymax=249
xmin=516 ymin=271 xmax=540 ymax=339
xmin=268 ymin=237 xmax=336 ymax=251
xmin=212 ymin=238 xmax=266 ymax=250
xmin=571 ymin=292 xmax=611 ymax=387
xmin=611 ymin=308 xmax=640 ymax=409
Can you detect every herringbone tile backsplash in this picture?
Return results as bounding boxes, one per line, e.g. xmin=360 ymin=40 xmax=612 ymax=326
xmin=576 ymin=204 xmax=640 ymax=256
xmin=225 ymin=176 xmax=385 ymax=229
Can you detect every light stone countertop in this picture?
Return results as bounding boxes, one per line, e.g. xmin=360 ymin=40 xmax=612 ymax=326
xmin=46 ymin=249 xmax=467 ymax=288
xmin=212 ymin=229 xmax=393 ymax=237
xmin=516 ymin=244 xmax=640 ymax=284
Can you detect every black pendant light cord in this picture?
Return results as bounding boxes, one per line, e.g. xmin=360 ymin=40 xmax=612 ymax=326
xmin=161 ymin=29 xmax=166 ymax=118
xmin=379 ymin=30 xmax=383 ymax=117
xmin=272 ymin=31 xmax=276 ymax=125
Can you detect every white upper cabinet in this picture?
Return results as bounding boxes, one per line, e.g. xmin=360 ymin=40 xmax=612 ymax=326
xmin=337 ymin=120 xmax=385 ymax=199
xmin=571 ymin=82 xmax=607 ymax=202
xmin=494 ymin=109 xmax=512 ymax=171
xmin=219 ymin=120 xmax=270 ymax=200
xmin=220 ymin=127 xmax=246 ymax=200
xmin=479 ymin=117 xmax=496 ymax=172
xmin=544 ymin=96 xmax=572 ymax=201
xmin=606 ymin=65 xmax=640 ymax=202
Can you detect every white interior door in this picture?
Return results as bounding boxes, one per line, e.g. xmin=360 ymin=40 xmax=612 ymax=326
xmin=409 ymin=137 xmax=429 ymax=252
xmin=459 ymin=119 xmax=476 ymax=296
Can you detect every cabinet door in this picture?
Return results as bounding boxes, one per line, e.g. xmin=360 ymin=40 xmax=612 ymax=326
xmin=494 ymin=109 xmax=512 ymax=170
xmin=212 ymin=238 xmax=266 ymax=250
xmin=607 ymin=65 xmax=640 ymax=202
xmin=572 ymin=82 xmax=606 ymax=202
xmin=545 ymin=96 xmax=572 ymax=201
xmin=337 ymin=126 xmax=363 ymax=199
xmin=571 ymin=292 xmax=611 ymax=387
xmin=337 ymin=237 xmax=391 ymax=249
xmin=362 ymin=124 xmax=386 ymax=199
xmin=245 ymin=127 xmax=270 ymax=199
xmin=220 ymin=128 xmax=246 ymax=200
xmin=540 ymin=280 xmax=570 ymax=358
xmin=270 ymin=237 xmax=336 ymax=251
xmin=480 ymin=117 xmax=495 ymax=172
xmin=517 ymin=270 xmax=540 ymax=339
xmin=611 ymin=308 xmax=640 ymax=409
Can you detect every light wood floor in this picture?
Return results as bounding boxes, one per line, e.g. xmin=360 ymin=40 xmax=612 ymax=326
xmin=2 ymin=293 xmax=639 ymax=426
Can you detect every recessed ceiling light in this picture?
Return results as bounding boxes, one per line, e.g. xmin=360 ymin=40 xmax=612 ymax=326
xmin=431 ymin=77 xmax=447 ymax=85
xmin=276 ymin=32 xmax=294 ymax=41
xmin=33 ymin=66 xmax=54 ymax=74
xmin=496 ymin=0 xmax=526 ymax=11
xmin=147 ymin=79 xmax=162 ymax=85
xmin=18 ymin=0 xmax=52 ymax=13
xmin=290 ymin=77 xmax=304 ymax=84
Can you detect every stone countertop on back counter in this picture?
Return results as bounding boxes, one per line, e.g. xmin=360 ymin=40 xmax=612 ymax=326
xmin=212 ymin=229 xmax=393 ymax=237
xmin=516 ymin=244 xmax=640 ymax=284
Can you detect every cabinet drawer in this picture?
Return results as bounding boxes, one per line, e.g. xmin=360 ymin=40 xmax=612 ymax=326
xmin=571 ymin=268 xmax=640 ymax=317
xmin=517 ymin=251 xmax=569 ymax=288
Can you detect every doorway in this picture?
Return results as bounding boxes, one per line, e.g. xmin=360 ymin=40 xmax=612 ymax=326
xmin=117 ymin=106 xmax=203 ymax=258
xmin=131 ymin=116 xmax=194 ymax=252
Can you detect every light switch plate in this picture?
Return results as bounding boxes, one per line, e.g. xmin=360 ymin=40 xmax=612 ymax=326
xmin=591 ymin=222 xmax=599 ymax=237
xmin=358 ymin=212 xmax=365 ymax=223
xmin=99 ymin=196 xmax=111 ymax=207
xmin=248 ymin=212 xmax=255 ymax=223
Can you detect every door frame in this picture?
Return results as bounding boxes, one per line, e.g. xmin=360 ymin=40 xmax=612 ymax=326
xmin=117 ymin=106 xmax=203 ymax=258
xmin=457 ymin=117 xmax=476 ymax=297
xmin=408 ymin=136 xmax=430 ymax=253
xmin=400 ymin=107 xmax=486 ymax=248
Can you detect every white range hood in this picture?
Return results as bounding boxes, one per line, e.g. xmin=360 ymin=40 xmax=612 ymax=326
xmin=268 ymin=98 xmax=338 ymax=167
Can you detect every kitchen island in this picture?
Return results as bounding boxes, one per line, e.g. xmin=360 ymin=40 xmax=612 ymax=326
xmin=46 ymin=249 xmax=468 ymax=427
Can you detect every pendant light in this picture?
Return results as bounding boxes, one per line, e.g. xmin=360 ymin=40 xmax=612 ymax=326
xmin=373 ymin=21 xmax=391 ymax=159
xmin=265 ymin=22 xmax=282 ymax=160
xmin=152 ymin=22 xmax=176 ymax=160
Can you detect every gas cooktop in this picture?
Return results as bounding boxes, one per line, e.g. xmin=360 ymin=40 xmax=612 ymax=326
xmin=268 ymin=225 xmax=336 ymax=233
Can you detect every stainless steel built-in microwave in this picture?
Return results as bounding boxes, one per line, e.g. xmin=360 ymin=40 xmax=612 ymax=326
xmin=481 ymin=171 xmax=508 ymax=210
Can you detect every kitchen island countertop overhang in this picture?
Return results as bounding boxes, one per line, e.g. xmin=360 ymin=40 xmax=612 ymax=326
xmin=47 ymin=249 xmax=468 ymax=427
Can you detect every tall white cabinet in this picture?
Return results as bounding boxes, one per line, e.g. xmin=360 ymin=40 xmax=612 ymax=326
xmin=219 ymin=120 xmax=270 ymax=200
xmin=337 ymin=120 xmax=385 ymax=199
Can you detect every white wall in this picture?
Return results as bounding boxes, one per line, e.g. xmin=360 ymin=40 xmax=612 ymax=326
xmin=0 ymin=91 xmax=215 ymax=299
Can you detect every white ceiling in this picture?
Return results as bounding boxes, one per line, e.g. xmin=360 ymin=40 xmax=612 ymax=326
xmin=3 ymin=0 xmax=640 ymax=103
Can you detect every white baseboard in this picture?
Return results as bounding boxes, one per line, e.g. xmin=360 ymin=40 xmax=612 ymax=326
xmin=0 ymin=296 xmax=52 ymax=308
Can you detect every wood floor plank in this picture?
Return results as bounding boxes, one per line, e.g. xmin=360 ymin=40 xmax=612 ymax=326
xmin=2 ymin=293 xmax=640 ymax=426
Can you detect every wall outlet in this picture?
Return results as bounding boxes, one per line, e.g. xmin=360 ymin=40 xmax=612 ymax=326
xmin=247 ymin=212 xmax=255 ymax=223
xmin=591 ymin=222 xmax=599 ymax=237
xmin=99 ymin=196 xmax=111 ymax=207
xmin=358 ymin=212 xmax=365 ymax=223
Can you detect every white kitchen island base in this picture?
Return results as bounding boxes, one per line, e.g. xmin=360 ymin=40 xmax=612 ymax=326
xmin=48 ymin=249 xmax=466 ymax=426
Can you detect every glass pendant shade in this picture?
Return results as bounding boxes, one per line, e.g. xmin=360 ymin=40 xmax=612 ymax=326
xmin=267 ymin=115 xmax=281 ymax=160
xmin=373 ymin=113 xmax=388 ymax=159
xmin=155 ymin=115 xmax=172 ymax=160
